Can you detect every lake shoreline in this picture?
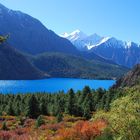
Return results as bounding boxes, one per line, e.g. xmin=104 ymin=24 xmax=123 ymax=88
xmin=0 ymin=77 xmax=117 ymax=81
xmin=0 ymin=78 xmax=115 ymax=94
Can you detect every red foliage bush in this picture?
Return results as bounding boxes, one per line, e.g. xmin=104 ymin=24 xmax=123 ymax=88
xmin=56 ymin=120 xmax=107 ymax=140
xmin=0 ymin=131 xmax=14 ymax=140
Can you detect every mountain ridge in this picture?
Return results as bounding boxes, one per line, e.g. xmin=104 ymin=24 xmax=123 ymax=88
xmin=61 ymin=29 xmax=140 ymax=50
xmin=0 ymin=3 xmax=79 ymax=55
xmin=62 ymin=30 xmax=140 ymax=67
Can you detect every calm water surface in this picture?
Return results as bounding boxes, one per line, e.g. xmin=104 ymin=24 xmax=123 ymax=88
xmin=0 ymin=78 xmax=115 ymax=94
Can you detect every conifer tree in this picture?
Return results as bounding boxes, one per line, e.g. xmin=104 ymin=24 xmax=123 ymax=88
xmin=6 ymin=102 xmax=14 ymax=116
xmin=26 ymin=95 xmax=40 ymax=118
xmin=56 ymin=112 xmax=63 ymax=123
xmin=35 ymin=115 xmax=45 ymax=128
xmin=40 ymin=99 xmax=48 ymax=115
xmin=83 ymin=101 xmax=91 ymax=120
xmin=66 ymin=88 xmax=76 ymax=115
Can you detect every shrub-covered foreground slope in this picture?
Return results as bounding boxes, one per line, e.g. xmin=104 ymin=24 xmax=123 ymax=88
xmin=94 ymin=64 xmax=140 ymax=140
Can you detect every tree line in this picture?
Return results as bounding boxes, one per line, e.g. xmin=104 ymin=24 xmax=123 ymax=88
xmin=0 ymin=86 xmax=122 ymax=119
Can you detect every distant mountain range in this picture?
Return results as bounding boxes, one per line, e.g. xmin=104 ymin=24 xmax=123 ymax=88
xmin=0 ymin=3 xmax=128 ymax=79
xmin=61 ymin=30 xmax=140 ymax=68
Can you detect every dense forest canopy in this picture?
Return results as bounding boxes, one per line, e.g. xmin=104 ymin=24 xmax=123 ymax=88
xmin=0 ymin=86 xmax=113 ymax=118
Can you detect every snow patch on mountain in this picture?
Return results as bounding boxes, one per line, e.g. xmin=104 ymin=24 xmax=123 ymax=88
xmin=61 ymin=30 xmax=140 ymax=51
xmin=61 ymin=29 xmax=87 ymax=42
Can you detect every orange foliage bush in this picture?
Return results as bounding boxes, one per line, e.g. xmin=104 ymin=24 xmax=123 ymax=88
xmin=56 ymin=120 xmax=107 ymax=140
xmin=0 ymin=116 xmax=107 ymax=140
xmin=0 ymin=130 xmax=32 ymax=140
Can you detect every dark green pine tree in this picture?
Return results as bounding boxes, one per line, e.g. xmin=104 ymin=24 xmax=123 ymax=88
xmin=14 ymin=102 xmax=21 ymax=116
xmin=6 ymin=102 xmax=15 ymax=116
xmin=40 ymin=99 xmax=48 ymax=115
xmin=83 ymin=101 xmax=91 ymax=120
xmin=77 ymin=86 xmax=92 ymax=116
xmin=56 ymin=111 xmax=63 ymax=123
xmin=80 ymin=86 xmax=91 ymax=103
xmin=94 ymin=88 xmax=106 ymax=110
xmin=26 ymin=95 xmax=40 ymax=119
xmin=97 ymin=94 xmax=106 ymax=110
xmin=35 ymin=115 xmax=45 ymax=128
xmin=65 ymin=88 xmax=76 ymax=116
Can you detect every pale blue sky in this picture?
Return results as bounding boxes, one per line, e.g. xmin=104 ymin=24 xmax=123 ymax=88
xmin=0 ymin=0 xmax=140 ymax=43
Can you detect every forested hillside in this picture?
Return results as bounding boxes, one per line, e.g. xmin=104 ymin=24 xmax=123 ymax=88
xmin=0 ymin=36 xmax=47 ymax=80
xmin=29 ymin=52 xmax=128 ymax=79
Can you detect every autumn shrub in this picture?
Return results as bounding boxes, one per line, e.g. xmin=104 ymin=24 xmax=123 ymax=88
xmin=56 ymin=120 xmax=107 ymax=140
xmin=0 ymin=131 xmax=14 ymax=140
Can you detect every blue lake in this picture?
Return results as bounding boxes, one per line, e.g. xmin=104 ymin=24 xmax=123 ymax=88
xmin=0 ymin=78 xmax=115 ymax=94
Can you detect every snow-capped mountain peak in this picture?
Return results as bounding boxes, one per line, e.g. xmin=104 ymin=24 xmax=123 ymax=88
xmin=60 ymin=29 xmax=87 ymax=42
xmin=61 ymin=32 xmax=69 ymax=38
xmin=61 ymin=30 xmax=140 ymax=52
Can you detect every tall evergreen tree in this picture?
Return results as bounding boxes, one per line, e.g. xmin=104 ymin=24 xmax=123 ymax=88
xmin=40 ymin=99 xmax=48 ymax=115
xmin=26 ymin=95 xmax=40 ymax=118
xmin=80 ymin=86 xmax=91 ymax=103
xmin=6 ymin=102 xmax=14 ymax=116
xmin=35 ymin=115 xmax=45 ymax=128
xmin=94 ymin=88 xmax=106 ymax=110
xmin=83 ymin=101 xmax=91 ymax=120
xmin=66 ymin=89 xmax=76 ymax=115
xmin=56 ymin=112 xmax=63 ymax=123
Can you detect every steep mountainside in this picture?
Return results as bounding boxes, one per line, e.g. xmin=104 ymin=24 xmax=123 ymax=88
xmin=29 ymin=52 xmax=128 ymax=79
xmin=0 ymin=43 xmax=47 ymax=80
xmin=0 ymin=4 xmax=78 ymax=55
xmin=62 ymin=30 xmax=140 ymax=68
xmin=113 ymin=64 xmax=140 ymax=88
xmin=91 ymin=38 xmax=140 ymax=68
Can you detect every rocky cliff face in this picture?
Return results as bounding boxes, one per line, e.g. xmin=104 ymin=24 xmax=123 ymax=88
xmin=113 ymin=64 xmax=140 ymax=88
